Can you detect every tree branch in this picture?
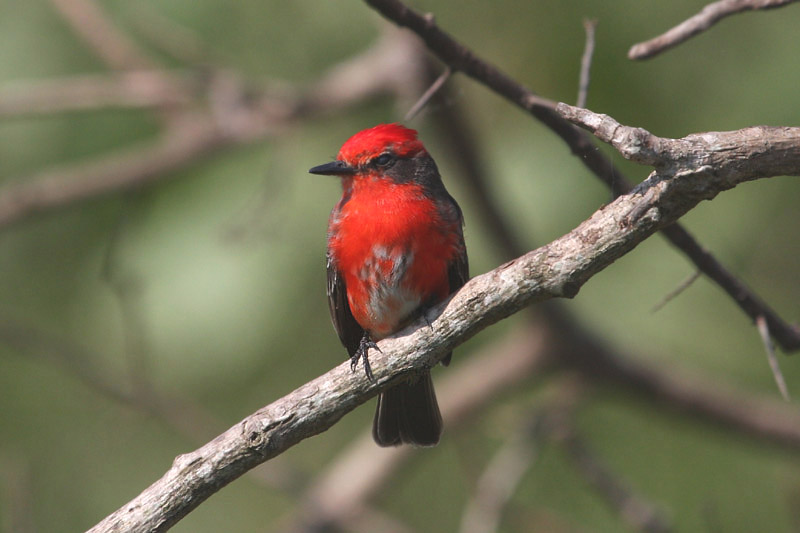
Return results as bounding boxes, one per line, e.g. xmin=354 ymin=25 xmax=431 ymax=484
xmin=88 ymin=109 xmax=795 ymax=532
xmin=363 ymin=0 xmax=800 ymax=353
xmin=288 ymin=87 xmax=800 ymax=529
xmin=558 ymin=104 xmax=800 ymax=179
xmin=558 ymin=104 xmax=800 ymax=350
xmin=628 ymin=0 xmax=800 ymax=60
xmin=291 ymin=321 xmax=552 ymax=532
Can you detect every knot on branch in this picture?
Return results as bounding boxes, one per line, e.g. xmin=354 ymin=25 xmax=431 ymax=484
xmin=241 ymin=411 xmax=296 ymax=456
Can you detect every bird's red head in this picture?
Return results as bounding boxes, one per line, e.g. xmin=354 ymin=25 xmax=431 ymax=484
xmin=338 ymin=124 xmax=425 ymax=167
xmin=308 ymin=124 xmax=426 ymax=177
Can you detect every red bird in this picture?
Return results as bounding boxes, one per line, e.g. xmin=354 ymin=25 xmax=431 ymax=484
xmin=310 ymin=124 xmax=468 ymax=446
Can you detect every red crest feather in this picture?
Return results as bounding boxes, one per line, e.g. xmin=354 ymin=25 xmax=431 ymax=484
xmin=337 ymin=123 xmax=425 ymax=165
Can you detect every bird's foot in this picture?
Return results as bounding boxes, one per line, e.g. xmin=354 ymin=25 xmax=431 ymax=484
xmin=351 ymin=334 xmax=380 ymax=381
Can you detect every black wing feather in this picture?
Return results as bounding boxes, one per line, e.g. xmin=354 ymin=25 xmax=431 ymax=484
xmin=446 ymin=193 xmax=469 ymax=294
xmin=441 ymin=196 xmax=469 ymax=367
xmin=326 ymin=252 xmax=364 ymax=358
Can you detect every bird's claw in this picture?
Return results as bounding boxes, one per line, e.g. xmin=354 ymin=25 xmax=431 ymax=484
xmin=351 ymin=335 xmax=380 ymax=381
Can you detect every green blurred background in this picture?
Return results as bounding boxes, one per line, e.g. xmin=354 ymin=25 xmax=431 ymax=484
xmin=0 ymin=0 xmax=799 ymax=531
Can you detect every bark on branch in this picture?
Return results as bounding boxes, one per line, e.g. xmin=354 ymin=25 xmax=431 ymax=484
xmin=557 ymin=104 xmax=800 ymax=180
xmin=88 ymin=110 xmax=798 ymax=532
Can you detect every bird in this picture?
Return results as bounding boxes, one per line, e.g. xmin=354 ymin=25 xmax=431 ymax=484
xmin=309 ymin=123 xmax=468 ymax=446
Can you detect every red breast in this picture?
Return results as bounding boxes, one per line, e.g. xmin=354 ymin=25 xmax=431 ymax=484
xmin=328 ymin=175 xmax=461 ymax=337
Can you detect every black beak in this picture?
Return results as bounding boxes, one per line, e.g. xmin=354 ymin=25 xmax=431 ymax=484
xmin=308 ymin=160 xmax=356 ymax=176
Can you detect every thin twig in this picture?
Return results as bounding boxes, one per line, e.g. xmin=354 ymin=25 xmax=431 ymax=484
xmin=404 ymin=66 xmax=451 ymax=121
xmin=363 ymin=0 xmax=619 ymax=192
xmin=577 ymin=19 xmax=597 ymax=109
xmin=757 ymin=315 xmax=791 ymax=401
xmin=628 ymin=0 xmax=800 ymax=60
xmin=651 ymin=270 xmax=701 ymax=312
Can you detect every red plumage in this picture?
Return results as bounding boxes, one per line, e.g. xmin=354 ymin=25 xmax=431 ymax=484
xmin=310 ymin=124 xmax=468 ymax=447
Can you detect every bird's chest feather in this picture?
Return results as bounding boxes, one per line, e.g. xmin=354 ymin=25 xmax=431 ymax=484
xmin=328 ymin=180 xmax=456 ymax=337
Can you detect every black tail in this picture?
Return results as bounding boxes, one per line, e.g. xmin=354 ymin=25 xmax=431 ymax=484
xmin=372 ymin=370 xmax=443 ymax=447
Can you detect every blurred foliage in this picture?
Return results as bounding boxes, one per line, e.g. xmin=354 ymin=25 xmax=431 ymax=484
xmin=0 ymin=0 xmax=799 ymax=532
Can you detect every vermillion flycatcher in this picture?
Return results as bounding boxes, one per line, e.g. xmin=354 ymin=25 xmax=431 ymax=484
xmin=310 ymin=123 xmax=468 ymax=446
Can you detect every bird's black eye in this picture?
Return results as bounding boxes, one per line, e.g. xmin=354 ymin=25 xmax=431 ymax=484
xmin=374 ymin=153 xmax=394 ymax=167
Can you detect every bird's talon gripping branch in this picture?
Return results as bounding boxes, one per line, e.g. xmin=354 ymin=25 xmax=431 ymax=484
xmin=350 ymin=334 xmax=379 ymax=381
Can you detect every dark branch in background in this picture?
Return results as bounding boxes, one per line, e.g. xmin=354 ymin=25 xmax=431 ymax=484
xmin=628 ymin=0 xmax=800 ymax=60
xmin=429 ymin=69 xmax=528 ymax=259
xmin=557 ymin=104 xmax=800 ymax=351
xmin=89 ymin=109 xmax=800 ymax=530
xmin=7 ymin=0 xmax=794 ymax=352
xmin=364 ymin=0 xmax=800 ymax=353
xmin=562 ymin=313 xmax=800 ymax=449
xmin=557 ymin=424 xmax=671 ymax=533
